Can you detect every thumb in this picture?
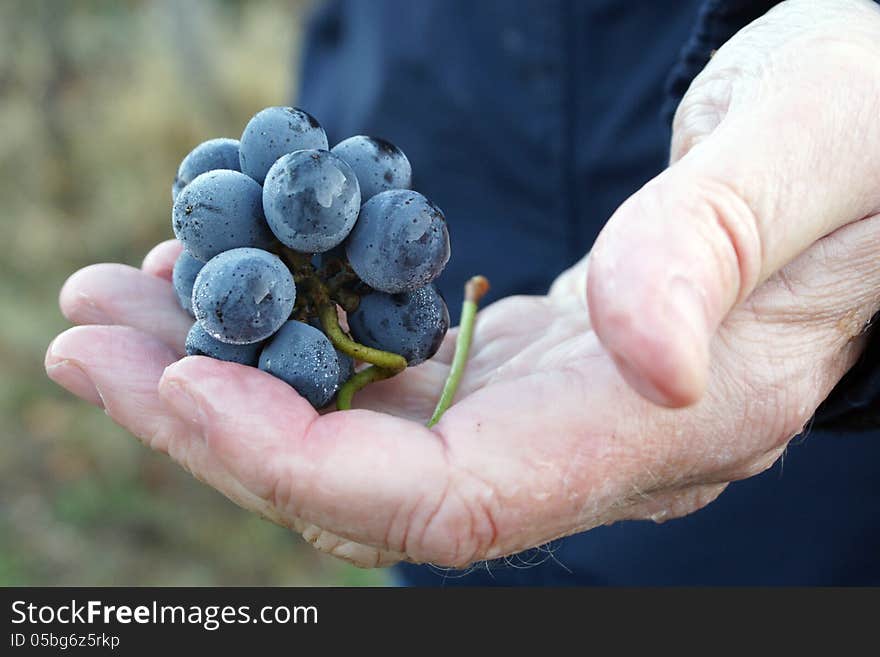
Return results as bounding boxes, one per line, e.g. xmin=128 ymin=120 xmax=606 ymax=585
xmin=587 ymin=7 xmax=880 ymax=407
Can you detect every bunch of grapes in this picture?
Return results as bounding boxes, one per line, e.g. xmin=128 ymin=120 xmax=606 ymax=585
xmin=170 ymin=106 xmax=456 ymax=411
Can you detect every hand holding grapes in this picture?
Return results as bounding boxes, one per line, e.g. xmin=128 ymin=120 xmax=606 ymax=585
xmin=46 ymin=0 xmax=880 ymax=568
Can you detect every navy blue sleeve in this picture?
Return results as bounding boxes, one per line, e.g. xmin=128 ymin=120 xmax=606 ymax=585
xmin=665 ymin=0 xmax=880 ymax=431
xmin=662 ymin=0 xmax=777 ymax=122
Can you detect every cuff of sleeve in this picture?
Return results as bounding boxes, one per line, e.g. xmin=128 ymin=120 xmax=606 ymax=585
xmin=813 ymin=315 xmax=880 ymax=431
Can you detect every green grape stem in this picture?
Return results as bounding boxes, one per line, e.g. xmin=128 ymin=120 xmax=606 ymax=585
xmin=275 ymin=248 xmax=486 ymax=417
xmin=318 ymin=303 xmax=407 ymax=373
xmin=274 ymin=246 xmax=408 ymax=408
xmin=428 ymin=275 xmax=489 ymax=427
xmin=336 ymin=365 xmax=397 ymax=410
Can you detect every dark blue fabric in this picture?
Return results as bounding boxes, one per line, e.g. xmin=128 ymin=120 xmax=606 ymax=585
xmin=663 ymin=0 xmax=785 ymax=121
xmin=296 ymin=0 xmax=880 ymax=585
xmin=298 ymin=0 xmax=703 ymax=315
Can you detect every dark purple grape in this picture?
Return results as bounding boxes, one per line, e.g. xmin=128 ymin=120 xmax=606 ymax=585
xmin=172 ymin=250 xmax=204 ymax=316
xmin=172 ymin=138 xmax=240 ymax=201
xmin=192 ymin=248 xmax=295 ymax=344
xmin=259 ymin=320 xmax=340 ymax=408
xmin=185 ymin=323 xmax=262 ymax=365
xmin=263 ymin=149 xmax=360 ymax=253
xmin=345 ymin=190 xmax=450 ymax=293
xmin=239 ymin=107 xmax=328 ymax=184
xmin=172 ymin=170 xmax=275 ymax=262
xmin=331 ymin=135 xmax=412 ymax=201
xmin=348 ymin=285 xmax=449 ymax=366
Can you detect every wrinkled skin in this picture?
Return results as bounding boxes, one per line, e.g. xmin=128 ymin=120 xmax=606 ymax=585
xmin=46 ymin=0 xmax=880 ymax=568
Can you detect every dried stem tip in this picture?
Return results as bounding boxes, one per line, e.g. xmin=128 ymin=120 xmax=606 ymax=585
xmin=465 ymin=275 xmax=490 ymax=304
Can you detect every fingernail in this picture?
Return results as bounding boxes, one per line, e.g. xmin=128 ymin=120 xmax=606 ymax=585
xmin=60 ymin=286 xmax=112 ymax=325
xmin=665 ymin=276 xmax=710 ymax=344
xmin=46 ymin=359 xmax=104 ymax=408
xmin=607 ymin=276 xmax=710 ymax=408
xmin=611 ymin=351 xmax=677 ymax=407
xmin=160 ymin=378 xmax=206 ymax=426
xmin=656 ymin=276 xmax=710 ymax=404
xmin=78 ymin=294 xmax=111 ymax=323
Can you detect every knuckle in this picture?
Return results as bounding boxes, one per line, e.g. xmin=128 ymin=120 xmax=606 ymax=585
xmin=639 ymin=175 xmax=763 ymax=306
xmin=651 ymin=484 xmax=729 ymax=524
xmin=729 ymin=447 xmax=786 ymax=482
xmin=763 ymin=372 xmax=823 ymax=450
xmin=689 ymin=177 xmax=764 ymax=302
xmin=405 ymin=469 xmax=500 ymax=568
xmin=671 ymin=75 xmax=736 ymax=162
xmin=716 ymin=329 xmax=823 ymax=453
xmin=299 ymin=523 xmax=392 ymax=567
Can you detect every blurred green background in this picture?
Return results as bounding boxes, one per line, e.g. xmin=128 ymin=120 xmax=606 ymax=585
xmin=0 ymin=0 xmax=388 ymax=586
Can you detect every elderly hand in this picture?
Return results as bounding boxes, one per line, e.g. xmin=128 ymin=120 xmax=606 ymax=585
xmin=46 ymin=0 xmax=880 ymax=568
xmin=588 ymin=0 xmax=880 ymax=407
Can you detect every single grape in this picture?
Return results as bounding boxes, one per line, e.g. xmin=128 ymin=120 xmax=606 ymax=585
xmin=331 ymin=135 xmax=412 ymax=202
xmin=172 ymin=138 xmax=240 ymax=201
xmin=336 ymin=350 xmax=355 ymax=385
xmin=348 ymin=284 xmax=449 ymax=366
xmin=259 ymin=320 xmax=340 ymax=408
xmin=309 ymin=317 xmax=355 ymax=386
xmin=239 ymin=107 xmax=329 ymax=184
xmin=171 ymin=250 xmax=204 ymax=316
xmin=345 ymin=190 xmax=450 ymax=293
xmin=192 ymin=248 xmax=295 ymax=344
xmin=185 ymin=323 xmax=262 ymax=365
xmin=172 ymin=170 xmax=275 ymax=262
xmin=263 ymin=149 xmax=361 ymax=253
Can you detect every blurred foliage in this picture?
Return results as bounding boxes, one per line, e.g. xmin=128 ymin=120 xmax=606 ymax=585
xmin=0 ymin=0 xmax=388 ymax=586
